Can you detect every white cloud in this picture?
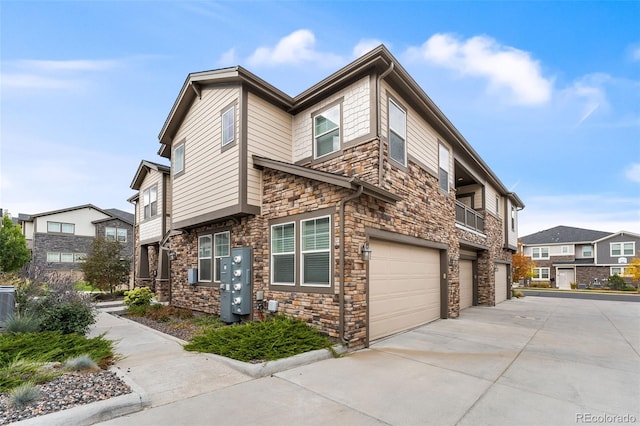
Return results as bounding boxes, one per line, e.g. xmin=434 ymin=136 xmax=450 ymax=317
xmin=247 ymin=29 xmax=343 ymax=68
xmin=406 ymin=33 xmax=553 ymax=106
xmin=352 ymin=39 xmax=385 ymax=58
xmin=15 ymin=59 xmax=119 ymax=72
xmin=217 ymin=48 xmax=238 ymax=66
xmin=625 ymin=163 xmax=640 ymax=183
xmin=0 ymin=74 xmax=78 ymax=90
xmin=629 ymin=45 xmax=640 ymax=62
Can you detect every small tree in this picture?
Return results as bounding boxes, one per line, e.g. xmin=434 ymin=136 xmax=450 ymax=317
xmin=0 ymin=213 xmax=31 ymax=273
xmin=512 ymin=242 xmax=536 ymax=284
xmin=628 ymin=257 xmax=640 ymax=284
xmin=81 ymin=237 xmax=130 ymax=294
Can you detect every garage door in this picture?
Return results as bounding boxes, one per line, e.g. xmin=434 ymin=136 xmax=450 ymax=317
xmin=495 ymin=264 xmax=508 ymax=304
xmin=369 ymin=239 xmax=441 ymax=341
xmin=459 ymin=260 xmax=474 ymax=310
xmin=556 ymin=269 xmax=575 ymax=290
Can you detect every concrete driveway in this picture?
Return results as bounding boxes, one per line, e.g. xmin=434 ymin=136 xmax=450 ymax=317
xmin=100 ymin=297 xmax=639 ymax=426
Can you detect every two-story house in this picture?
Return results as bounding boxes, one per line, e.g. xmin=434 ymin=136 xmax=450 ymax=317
xmin=128 ymin=160 xmax=172 ymax=300
xmin=520 ymin=225 xmax=640 ymax=288
xmin=133 ymin=46 xmax=524 ymax=348
xmin=19 ymin=204 xmax=134 ymax=282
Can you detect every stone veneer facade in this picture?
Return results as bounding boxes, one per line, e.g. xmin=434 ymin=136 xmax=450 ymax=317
xmin=167 ymin=141 xmax=512 ymax=348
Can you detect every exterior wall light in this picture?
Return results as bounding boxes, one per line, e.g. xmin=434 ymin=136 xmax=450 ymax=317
xmin=361 ymin=243 xmax=372 ymax=261
xmin=169 ymin=250 xmax=177 ymax=261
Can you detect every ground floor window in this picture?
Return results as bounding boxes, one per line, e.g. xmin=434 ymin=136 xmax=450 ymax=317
xmin=532 ymin=267 xmax=550 ymax=280
xmin=269 ymin=209 xmax=333 ymax=292
xmin=198 ymin=231 xmax=230 ymax=283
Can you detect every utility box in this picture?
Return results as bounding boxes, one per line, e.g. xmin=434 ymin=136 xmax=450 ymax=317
xmin=219 ymin=247 xmax=252 ymax=323
xmin=188 ymin=268 xmax=198 ymax=285
xmin=0 ymin=286 xmax=16 ymax=324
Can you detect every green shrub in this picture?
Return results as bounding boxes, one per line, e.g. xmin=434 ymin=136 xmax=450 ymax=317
xmin=530 ymin=282 xmax=550 ymax=288
xmin=512 ymin=289 xmax=524 ymax=298
xmin=607 ymin=274 xmax=625 ymax=291
xmin=185 ymin=315 xmax=333 ymax=362
xmin=39 ymin=302 xmax=95 ymax=335
xmin=7 ymin=382 xmax=42 ymax=407
xmin=124 ymin=287 xmax=154 ymax=310
xmin=570 ymin=282 xmax=577 ymax=290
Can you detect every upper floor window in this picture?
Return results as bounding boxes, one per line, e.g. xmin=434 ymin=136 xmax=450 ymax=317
xmin=143 ymin=185 xmax=158 ymax=219
xmin=314 ymin=104 xmax=341 ymax=159
xmin=582 ymin=246 xmax=593 ymax=257
xmin=222 ymin=106 xmax=235 ymax=146
xmin=511 ymin=207 xmax=516 ymax=231
xmin=495 ymin=196 xmax=500 ymax=215
xmin=388 ymin=99 xmax=407 ymax=166
xmin=106 ymin=227 xmax=127 ymax=243
xmin=47 ymin=221 xmax=75 ymax=234
xmin=561 ymin=245 xmax=570 ymax=254
xmin=438 ymin=143 xmax=450 ymax=192
xmin=610 ymin=242 xmax=634 ymax=257
xmin=532 ymin=247 xmax=549 ymax=259
xmin=174 ymin=143 xmax=185 ymax=176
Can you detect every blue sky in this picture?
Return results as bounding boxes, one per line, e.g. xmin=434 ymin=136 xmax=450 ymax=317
xmin=1 ymin=1 xmax=638 ymax=237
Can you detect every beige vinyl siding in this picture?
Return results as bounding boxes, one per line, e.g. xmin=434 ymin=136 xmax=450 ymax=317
xmin=35 ymin=208 xmax=109 ymax=236
xmin=247 ymin=92 xmax=293 ymax=207
xmin=172 ymin=86 xmax=241 ymax=224
xmin=485 ymin=184 xmax=500 ymax=218
xmin=506 ymin=198 xmax=518 ymax=248
xmin=139 ymin=170 xmax=164 ymax=242
xmin=292 ymin=76 xmax=371 ymax=162
xmin=381 ymin=82 xmax=441 ymax=174
xmin=456 ymin=184 xmax=483 ymax=209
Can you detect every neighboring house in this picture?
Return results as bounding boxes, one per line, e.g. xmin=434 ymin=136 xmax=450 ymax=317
xmin=19 ymin=204 xmax=134 ymax=281
xmin=128 ymin=160 xmax=172 ymax=299
xmin=137 ymin=45 xmax=524 ymax=348
xmin=520 ymin=225 xmax=640 ymax=288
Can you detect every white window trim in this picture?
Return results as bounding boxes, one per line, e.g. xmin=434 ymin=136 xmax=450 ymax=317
xmin=271 ymin=222 xmax=295 ymax=286
xmin=61 ymin=253 xmax=74 ymax=263
xmin=611 ymin=267 xmax=631 ymax=277
xmin=582 ymin=246 xmax=593 ymax=257
xmin=438 ymin=143 xmax=450 ymax=192
xmin=174 ymin=143 xmax=185 ymax=175
xmin=213 ymin=231 xmax=230 ymax=283
xmin=388 ymin=98 xmax=407 ymax=166
xmin=47 ymin=221 xmax=74 ymax=234
xmin=610 ymin=241 xmax=635 ymax=257
xmin=532 ymin=267 xmax=550 ymax=280
xmin=143 ymin=185 xmax=158 ymax=219
xmin=47 ymin=252 xmax=60 ymax=262
xmin=300 ymin=216 xmax=331 ymax=288
xmin=222 ymin=106 xmax=235 ymax=147
xmin=313 ymin=104 xmax=341 ymax=159
xmin=532 ymin=247 xmax=550 ymax=260
xmin=198 ymin=235 xmax=212 ymax=283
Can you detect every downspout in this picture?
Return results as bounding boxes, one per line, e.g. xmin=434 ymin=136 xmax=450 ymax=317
xmin=376 ymin=62 xmax=395 ymax=187
xmin=338 ymin=184 xmax=364 ymax=346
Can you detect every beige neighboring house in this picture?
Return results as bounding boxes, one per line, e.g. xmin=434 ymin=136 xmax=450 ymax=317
xmin=19 ymin=204 xmax=134 ymax=282
xmin=132 ymin=45 xmax=524 ymax=348
xmin=128 ymin=160 xmax=172 ymax=298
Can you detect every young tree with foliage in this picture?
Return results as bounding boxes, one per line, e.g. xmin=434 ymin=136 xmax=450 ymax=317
xmin=0 ymin=213 xmax=31 ymax=273
xmin=81 ymin=237 xmax=130 ymax=294
xmin=629 ymin=257 xmax=640 ymax=284
xmin=512 ymin=241 xmax=536 ymax=283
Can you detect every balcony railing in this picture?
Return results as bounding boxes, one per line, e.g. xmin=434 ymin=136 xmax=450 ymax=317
xmin=455 ymin=200 xmax=485 ymax=233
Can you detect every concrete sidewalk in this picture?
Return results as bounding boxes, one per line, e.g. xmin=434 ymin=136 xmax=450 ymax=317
xmin=94 ymin=296 xmax=639 ymax=426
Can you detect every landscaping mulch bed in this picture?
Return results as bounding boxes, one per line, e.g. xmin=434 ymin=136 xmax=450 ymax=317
xmin=122 ymin=314 xmax=199 ymax=341
xmin=0 ymin=370 xmax=131 ymax=425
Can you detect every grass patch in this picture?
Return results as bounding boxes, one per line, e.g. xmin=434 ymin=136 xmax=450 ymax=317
xmin=74 ymin=281 xmax=100 ymax=292
xmin=184 ymin=315 xmax=333 ymax=363
xmin=0 ymin=359 xmax=60 ymax=392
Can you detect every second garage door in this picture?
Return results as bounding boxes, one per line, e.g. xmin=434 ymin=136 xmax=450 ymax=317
xmin=369 ymin=239 xmax=441 ymax=341
xmin=459 ymin=260 xmax=474 ymax=310
xmin=495 ymin=263 xmax=508 ymax=304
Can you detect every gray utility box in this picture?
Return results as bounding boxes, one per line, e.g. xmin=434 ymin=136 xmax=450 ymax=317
xmin=0 ymin=286 xmax=16 ymax=324
xmin=219 ymin=247 xmax=252 ymax=323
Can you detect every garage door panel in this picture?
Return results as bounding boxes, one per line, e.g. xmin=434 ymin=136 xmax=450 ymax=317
xmin=495 ymin=264 xmax=508 ymax=304
xmin=459 ymin=260 xmax=474 ymax=310
xmin=370 ymin=239 xmax=441 ymax=341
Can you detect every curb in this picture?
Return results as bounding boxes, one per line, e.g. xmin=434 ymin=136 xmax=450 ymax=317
xmin=203 ymin=344 xmax=348 ymax=378
xmin=10 ymin=368 xmax=149 ymax=426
